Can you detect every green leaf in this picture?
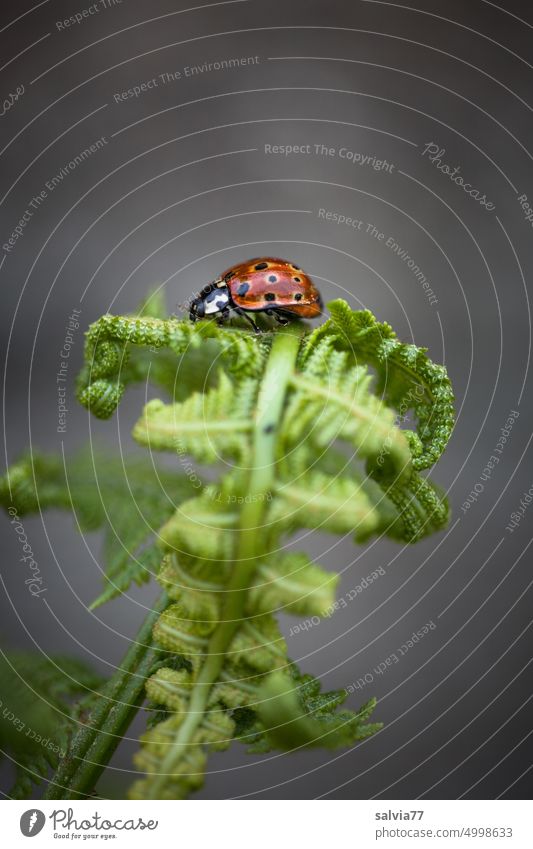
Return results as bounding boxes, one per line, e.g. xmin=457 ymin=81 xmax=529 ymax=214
xmin=254 ymin=668 xmax=382 ymax=751
xmin=132 ymin=371 xmax=256 ymax=462
xmin=248 ymin=551 xmax=339 ymax=618
xmin=287 ymin=358 xmax=411 ymax=478
xmin=0 ymin=449 xmax=195 ymax=608
xmin=0 ymin=650 xmax=102 ymax=798
xmin=77 ymin=313 xmax=269 ymax=419
xmin=305 ymin=300 xmax=455 ymax=470
xmin=270 ymin=470 xmax=384 ymax=541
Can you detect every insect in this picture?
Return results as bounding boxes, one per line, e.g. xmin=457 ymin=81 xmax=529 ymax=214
xmin=188 ymin=257 xmax=323 ymax=332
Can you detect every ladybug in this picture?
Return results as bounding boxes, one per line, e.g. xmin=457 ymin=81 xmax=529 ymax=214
xmin=188 ymin=257 xmax=323 ymax=332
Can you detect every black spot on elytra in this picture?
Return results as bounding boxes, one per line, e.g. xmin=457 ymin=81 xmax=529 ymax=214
xmin=268 ymin=275 xmax=277 ymax=283
xmin=293 ymin=276 xmax=301 ymax=282
xmin=294 ymin=292 xmax=303 ymax=301
xmin=264 ymin=292 xmax=276 ymax=302
xmin=254 ymin=262 xmax=268 ymax=270
xmin=237 ymin=282 xmax=250 ymax=296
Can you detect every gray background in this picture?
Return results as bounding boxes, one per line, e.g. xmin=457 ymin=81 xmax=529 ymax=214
xmin=1 ymin=0 xmax=532 ymax=800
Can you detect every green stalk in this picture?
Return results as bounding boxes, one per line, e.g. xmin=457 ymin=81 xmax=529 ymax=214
xmin=45 ymin=592 xmax=169 ymax=800
xmin=144 ymin=324 xmax=305 ymax=799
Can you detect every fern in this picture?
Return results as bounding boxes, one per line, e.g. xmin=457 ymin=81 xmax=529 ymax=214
xmin=132 ymin=371 xmax=257 ymax=462
xmin=0 ymin=650 xmax=102 ymax=798
xmin=0 ymin=298 xmax=454 ymax=800
xmin=303 ymin=300 xmax=454 ymax=471
xmin=255 ymin=670 xmax=382 ymax=751
xmin=0 ymin=449 xmax=195 ymax=609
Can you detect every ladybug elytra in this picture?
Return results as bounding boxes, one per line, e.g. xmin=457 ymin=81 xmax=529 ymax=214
xmin=188 ymin=257 xmax=323 ymax=332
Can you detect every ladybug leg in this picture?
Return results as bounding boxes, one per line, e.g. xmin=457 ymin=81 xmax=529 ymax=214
xmin=232 ymin=306 xmax=261 ymax=333
xmin=216 ymin=308 xmax=231 ymax=326
xmin=271 ymin=310 xmax=289 ymax=326
xmin=265 ymin=308 xmax=287 ymax=325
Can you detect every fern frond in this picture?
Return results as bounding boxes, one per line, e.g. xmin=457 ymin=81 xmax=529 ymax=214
xmin=248 ymin=551 xmax=339 ymax=618
xmin=158 ymin=487 xmax=239 ymax=561
xmin=374 ymin=466 xmax=450 ymax=542
xmin=77 ymin=314 xmax=269 ymax=419
xmin=304 ymin=300 xmax=455 ymax=470
xmin=0 ymin=449 xmax=194 ymax=608
xmin=269 ymin=470 xmax=382 ymax=541
xmin=1 ymin=297 xmax=455 ymax=800
xmin=130 ymin=707 xmax=234 ymax=799
xmin=159 ymin=549 xmax=337 ymax=620
xmin=0 ymin=650 xmax=102 ymax=798
xmin=132 ymin=371 xmax=257 ymax=462
xmin=82 ymin=301 xmax=452 ymax=799
xmin=255 ymin=670 xmax=382 ymax=751
xmin=284 ymin=366 xmax=411 ymax=477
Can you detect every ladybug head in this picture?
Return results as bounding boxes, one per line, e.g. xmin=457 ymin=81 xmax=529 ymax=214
xmin=189 ymin=282 xmax=231 ymax=321
xmin=189 ymin=294 xmax=205 ymax=319
xmin=189 ymin=283 xmax=215 ymax=319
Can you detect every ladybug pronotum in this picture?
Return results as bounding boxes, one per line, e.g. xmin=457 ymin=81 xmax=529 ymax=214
xmin=188 ymin=257 xmax=323 ymax=332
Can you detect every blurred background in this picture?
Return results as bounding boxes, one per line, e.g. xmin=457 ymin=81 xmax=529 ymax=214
xmin=1 ymin=0 xmax=532 ymax=799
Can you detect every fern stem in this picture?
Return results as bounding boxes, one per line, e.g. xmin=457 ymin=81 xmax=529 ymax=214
xmin=44 ymin=592 xmax=169 ymax=800
xmin=144 ymin=324 xmax=305 ymax=798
